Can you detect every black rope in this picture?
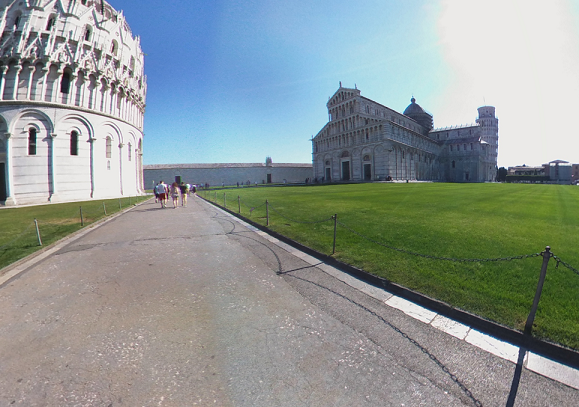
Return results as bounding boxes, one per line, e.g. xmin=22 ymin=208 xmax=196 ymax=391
xmin=268 ymin=204 xmax=334 ymax=224
xmin=337 ymin=220 xmax=541 ymax=264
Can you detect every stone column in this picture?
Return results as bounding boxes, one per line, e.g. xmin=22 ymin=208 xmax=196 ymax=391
xmin=137 ymin=149 xmax=144 ymax=194
xmin=11 ymin=65 xmax=23 ymax=100
xmin=110 ymin=88 xmax=117 ymax=116
xmin=39 ymin=66 xmax=50 ymax=102
xmin=92 ymin=80 xmax=101 ymax=111
xmin=89 ymin=136 xmax=96 ymax=198
xmin=26 ymin=65 xmax=36 ymax=100
xmin=118 ymin=142 xmax=124 ymax=195
xmin=49 ymin=133 xmax=58 ymax=201
xmin=0 ymin=66 xmax=8 ymax=101
xmin=2 ymin=132 xmax=15 ymax=205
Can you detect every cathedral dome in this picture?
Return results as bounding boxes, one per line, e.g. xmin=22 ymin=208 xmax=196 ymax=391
xmin=403 ymin=97 xmax=433 ymax=131
xmin=403 ymin=97 xmax=425 ymax=116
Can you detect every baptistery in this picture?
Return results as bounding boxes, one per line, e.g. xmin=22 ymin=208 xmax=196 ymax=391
xmin=0 ymin=0 xmax=146 ymax=205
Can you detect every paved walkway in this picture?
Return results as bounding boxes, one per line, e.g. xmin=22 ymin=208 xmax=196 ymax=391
xmin=0 ymin=196 xmax=578 ymax=406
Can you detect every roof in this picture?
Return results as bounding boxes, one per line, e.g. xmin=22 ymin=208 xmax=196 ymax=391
xmin=431 ymin=123 xmax=479 ymax=132
xmin=440 ymin=136 xmax=482 ymax=144
xmin=548 ymin=159 xmax=569 ymax=164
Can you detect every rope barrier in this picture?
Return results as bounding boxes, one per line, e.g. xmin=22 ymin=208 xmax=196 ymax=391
xmin=0 ymin=196 xmax=149 ymax=268
xmin=268 ymin=204 xmax=334 ymax=224
xmin=232 ymin=198 xmax=578 ymax=270
xmin=553 ymin=255 xmax=579 ymax=275
xmin=0 ymin=223 xmax=35 ymax=252
xmin=337 ymin=220 xmax=541 ymax=263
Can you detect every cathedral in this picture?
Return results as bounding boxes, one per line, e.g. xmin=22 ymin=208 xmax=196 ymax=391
xmin=312 ymin=85 xmax=498 ymax=183
xmin=0 ymin=0 xmax=146 ymax=206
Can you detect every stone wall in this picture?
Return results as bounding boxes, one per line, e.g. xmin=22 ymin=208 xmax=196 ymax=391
xmin=144 ymin=164 xmax=313 ymax=189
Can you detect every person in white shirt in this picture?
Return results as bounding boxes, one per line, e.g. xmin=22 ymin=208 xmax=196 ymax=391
xmin=155 ymin=181 xmax=168 ymax=208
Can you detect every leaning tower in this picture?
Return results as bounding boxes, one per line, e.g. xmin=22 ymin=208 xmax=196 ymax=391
xmin=476 ymin=106 xmax=499 ymax=179
xmin=0 ymin=0 xmax=147 ymax=205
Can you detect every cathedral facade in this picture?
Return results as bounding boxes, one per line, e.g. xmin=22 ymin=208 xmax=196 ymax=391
xmin=312 ymin=85 xmax=498 ymax=183
xmin=0 ymin=0 xmax=146 ymax=206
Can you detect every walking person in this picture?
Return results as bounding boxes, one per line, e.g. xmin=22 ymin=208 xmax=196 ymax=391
xmin=154 ymin=182 xmax=160 ymax=203
xmin=170 ymin=182 xmax=180 ymax=209
xmin=155 ymin=181 xmax=168 ymax=208
xmin=179 ymin=182 xmax=189 ymax=207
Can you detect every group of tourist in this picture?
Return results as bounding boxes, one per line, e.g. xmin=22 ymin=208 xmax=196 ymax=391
xmin=153 ymin=181 xmax=197 ymax=209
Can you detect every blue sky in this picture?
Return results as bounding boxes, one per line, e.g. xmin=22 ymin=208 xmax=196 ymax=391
xmin=113 ymin=0 xmax=579 ymax=168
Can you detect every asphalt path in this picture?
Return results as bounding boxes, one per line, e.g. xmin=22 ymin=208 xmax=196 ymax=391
xmin=0 ymin=196 xmax=577 ymax=406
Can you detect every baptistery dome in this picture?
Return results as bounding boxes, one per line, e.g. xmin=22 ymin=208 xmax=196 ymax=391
xmin=0 ymin=0 xmax=147 ymax=205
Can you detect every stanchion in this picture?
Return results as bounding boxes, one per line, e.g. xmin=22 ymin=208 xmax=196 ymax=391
xmin=224 ymin=193 xmax=226 ymax=208
xmin=119 ymin=198 xmax=122 ymax=210
xmin=524 ymin=246 xmax=552 ymax=335
xmin=238 ymin=196 xmax=241 ymax=213
xmin=80 ymin=206 xmax=84 ymax=226
xmin=34 ymin=219 xmax=42 ymax=246
xmin=332 ymin=214 xmax=337 ymax=255
xmin=266 ymin=200 xmax=269 ymax=226
xmin=103 ymin=202 xmax=107 ymax=215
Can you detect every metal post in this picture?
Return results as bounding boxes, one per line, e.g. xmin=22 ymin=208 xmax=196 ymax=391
xmin=266 ymin=200 xmax=269 ymax=226
xmin=119 ymin=198 xmax=122 ymax=210
xmin=238 ymin=196 xmax=241 ymax=213
xmin=80 ymin=206 xmax=84 ymax=226
xmin=34 ymin=218 xmax=42 ymax=246
xmin=524 ymin=246 xmax=552 ymax=335
xmin=332 ymin=214 xmax=337 ymax=255
xmin=224 ymin=193 xmax=226 ymax=208
xmin=103 ymin=202 xmax=107 ymax=215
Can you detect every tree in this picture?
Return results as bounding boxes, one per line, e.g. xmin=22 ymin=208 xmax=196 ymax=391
xmin=497 ymin=167 xmax=508 ymax=182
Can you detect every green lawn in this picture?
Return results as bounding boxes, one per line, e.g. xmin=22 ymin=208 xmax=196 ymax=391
xmin=0 ymin=196 xmax=150 ymax=271
xmin=203 ymin=183 xmax=579 ymax=350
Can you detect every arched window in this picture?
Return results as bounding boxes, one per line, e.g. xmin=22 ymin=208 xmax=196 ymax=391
xmin=106 ymin=136 xmax=112 ymax=158
xmin=28 ymin=128 xmax=37 ymax=155
xmin=46 ymin=16 xmax=55 ymax=30
xmin=110 ymin=40 xmax=118 ymax=55
xmin=84 ymin=25 xmax=92 ymax=41
xmin=70 ymin=131 xmax=79 ymax=155
xmin=14 ymin=14 xmax=21 ymax=30
xmin=60 ymin=70 xmax=71 ymax=94
xmin=128 ymin=142 xmax=132 ymax=161
xmin=452 ymin=160 xmax=456 ymax=169
xmin=81 ymin=0 xmax=87 ymax=4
